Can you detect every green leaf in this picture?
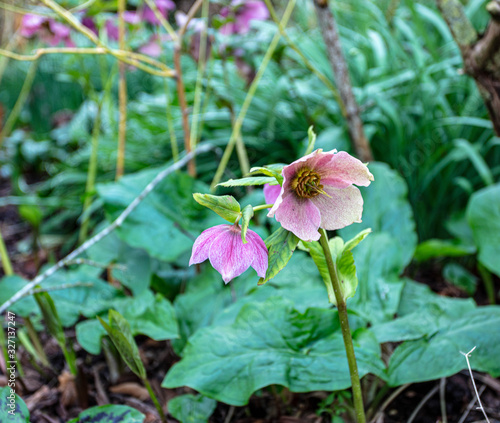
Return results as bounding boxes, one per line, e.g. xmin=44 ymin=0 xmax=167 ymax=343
xmin=97 ymin=170 xmax=208 ymax=263
xmin=248 ymin=164 xmax=284 ymax=185
xmin=98 ymin=310 xmax=146 ymax=379
xmin=339 ymin=162 xmax=417 ymax=268
xmin=67 ymin=404 xmax=145 ymax=423
xmin=163 ymin=298 xmax=386 ymax=406
xmin=258 ymin=228 xmax=299 ymax=285
xmin=0 ymin=386 xmax=30 ymax=423
xmin=34 ymin=292 xmax=65 ymax=347
xmin=217 ymin=176 xmax=276 ymax=187
xmin=240 ymin=205 xmax=254 ymax=244
xmin=414 ymin=239 xmax=475 ymax=262
xmin=343 ymin=228 xmax=372 ymax=252
xmin=168 ymin=394 xmax=217 ymax=423
xmin=336 ymin=249 xmax=358 ymax=302
xmin=304 ymin=125 xmax=317 ymax=155
xmin=18 ymin=205 xmax=43 ymax=228
xmin=466 ymin=184 xmax=500 ymax=276
xmin=78 ymin=290 xmax=178 ymax=355
xmin=193 ymin=193 xmax=241 ymax=223
xmin=443 ymin=263 xmax=477 ymax=295
xmin=387 ymin=306 xmax=500 ymax=386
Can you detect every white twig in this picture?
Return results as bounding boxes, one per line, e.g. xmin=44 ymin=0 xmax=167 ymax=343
xmin=460 ymin=346 xmax=491 ymax=423
xmin=457 ymin=384 xmax=486 ymax=423
xmin=0 ymin=144 xmax=213 ymax=314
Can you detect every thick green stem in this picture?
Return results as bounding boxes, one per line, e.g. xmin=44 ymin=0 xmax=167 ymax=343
xmin=0 ymin=229 xmax=13 ymax=276
xmin=144 ymin=378 xmax=167 ymax=423
xmin=318 ymin=228 xmax=366 ymax=423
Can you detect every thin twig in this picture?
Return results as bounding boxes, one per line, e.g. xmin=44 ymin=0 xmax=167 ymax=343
xmin=457 ymin=384 xmax=487 ymax=423
xmin=0 ymin=144 xmax=213 ymax=315
xmin=460 ymin=346 xmax=491 ymax=423
xmin=24 ymin=282 xmax=94 ymax=297
xmin=406 ymin=384 xmax=439 ymax=423
xmin=224 ymin=405 xmax=235 ymax=423
xmin=369 ymin=384 xmax=410 ymax=423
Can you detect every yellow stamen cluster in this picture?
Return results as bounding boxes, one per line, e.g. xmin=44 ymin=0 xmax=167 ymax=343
xmin=291 ymin=168 xmax=324 ymax=198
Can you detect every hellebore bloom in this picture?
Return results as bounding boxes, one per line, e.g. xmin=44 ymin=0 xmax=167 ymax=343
xmin=189 ymin=224 xmax=268 ymax=283
xmin=20 ymin=14 xmax=74 ymax=46
xmin=263 ymin=183 xmax=281 ymax=204
xmin=268 ymin=149 xmax=374 ymax=242
xmin=220 ymin=1 xmax=269 ymax=35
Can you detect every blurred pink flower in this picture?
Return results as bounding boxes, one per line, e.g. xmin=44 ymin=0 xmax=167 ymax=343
xmin=142 ymin=0 xmax=175 ymax=25
xmin=105 ymin=20 xmax=119 ymax=41
xmin=220 ymin=1 xmax=269 ymax=35
xmin=138 ymin=35 xmax=162 ymax=57
xmin=124 ymin=11 xmax=141 ymax=25
xmin=82 ymin=16 xmax=98 ymax=35
xmin=21 ymin=14 xmax=74 ymax=47
xmin=268 ymin=149 xmax=374 ymax=241
xmin=263 ymin=183 xmax=281 ymax=204
xmin=189 ymin=224 xmax=268 ymax=283
xmin=175 ymin=11 xmax=205 ymax=32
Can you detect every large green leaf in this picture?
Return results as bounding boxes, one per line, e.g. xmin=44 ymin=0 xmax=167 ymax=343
xmin=163 ymin=298 xmax=386 ymax=406
xmin=168 ymin=394 xmax=217 ymax=423
xmin=339 ymin=162 xmax=417 ymax=268
xmin=77 ymin=290 xmax=178 ymax=355
xmin=466 ymin=183 xmax=500 ymax=276
xmin=387 ymin=306 xmax=500 ymax=386
xmin=67 ymin=404 xmax=144 ymax=422
xmin=172 ymin=253 xmax=328 ymax=355
xmin=414 ymin=239 xmax=476 ymax=262
xmin=97 ymin=170 xmax=210 ymax=263
xmin=0 ymin=387 xmax=30 ymax=423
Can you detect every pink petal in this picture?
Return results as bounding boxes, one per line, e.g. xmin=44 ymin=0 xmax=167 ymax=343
xmin=272 ymin=194 xmax=322 ymax=242
xmin=124 ymin=11 xmax=141 ymax=24
xmin=105 ymin=20 xmax=119 ymax=41
xmin=319 ymin=151 xmax=374 ymax=189
xmin=263 ymin=184 xmax=281 ymax=204
xmin=208 ymin=228 xmax=254 ymax=283
xmin=139 ymin=39 xmax=162 ymax=57
xmin=21 ymin=14 xmax=47 ymax=37
xmin=246 ymin=229 xmax=268 ymax=278
xmin=49 ymin=20 xmax=71 ymax=38
xmin=82 ymin=17 xmax=98 ymax=35
xmin=189 ymin=225 xmax=230 ymax=266
xmin=311 ymin=185 xmax=364 ymax=231
xmin=237 ymin=1 xmax=269 ymax=33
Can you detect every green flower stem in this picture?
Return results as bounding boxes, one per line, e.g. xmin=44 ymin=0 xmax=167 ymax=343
xmin=25 ymin=317 xmax=50 ymax=368
xmin=210 ymin=0 xmax=296 ymax=191
xmin=144 ymin=378 xmax=167 ymax=423
xmin=0 ymin=229 xmax=13 ymax=276
xmin=318 ymin=228 xmax=366 ymax=423
xmin=252 ymin=204 xmax=273 ymax=212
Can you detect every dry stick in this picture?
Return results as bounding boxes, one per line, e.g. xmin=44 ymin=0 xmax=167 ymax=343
xmin=457 ymin=384 xmax=487 ymax=423
xmin=0 ymin=144 xmax=213 ymax=315
xmin=174 ymin=0 xmax=205 ymax=177
xmin=210 ymin=0 xmax=296 ymax=191
xmin=406 ymin=384 xmax=439 ymax=423
xmin=116 ymin=0 xmax=127 ymax=180
xmin=313 ymin=0 xmax=373 ymax=162
xmin=0 ymin=61 xmax=38 ymax=146
xmin=460 ymin=346 xmax=491 ymax=423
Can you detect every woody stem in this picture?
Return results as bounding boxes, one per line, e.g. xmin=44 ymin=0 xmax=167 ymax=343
xmin=318 ymin=228 xmax=366 ymax=423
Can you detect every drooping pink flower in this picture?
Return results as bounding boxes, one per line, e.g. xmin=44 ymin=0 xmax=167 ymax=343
xmin=175 ymin=11 xmax=206 ymax=32
xmin=189 ymin=224 xmax=268 ymax=283
xmin=82 ymin=16 xmax=98 ymax=35
xmin=21 ymin=14 xmax=74 ymax=46
xmin=268 ymin=149 xmax=374 ymax=242
xmin=142 ymin=0 xmax=175 ymax=25
xmin=264 ymin=183 xmax=281 ymax=204
xmin=123 ymin=11 xmax=141 ymax=25
xmin=220 ymin=1 xmax=269 ymax=35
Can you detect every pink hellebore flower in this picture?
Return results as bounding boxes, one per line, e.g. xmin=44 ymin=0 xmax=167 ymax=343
xmin=189 ymin=224 xmax=268 ymax=283
xmin=142 ymin=0 xmax=175 ymax=25
xmin=263 ymin=183 xmax=281 ymax=204
xmin=20 ymin=14 xmax=46 ymax=37
xmin=268 ymin=149 xmax=374 ymax=242
xmin=139 ymin=35 xmax=162 ymax=57
xmin=21 ymin=14 xmax=74 ymax=46
xmin=105 ymin=20 xmax=119 ymax=41
xmin=220 ymin=0 xmax=269 ymax=35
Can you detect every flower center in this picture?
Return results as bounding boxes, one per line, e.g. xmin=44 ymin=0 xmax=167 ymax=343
xmin=291 ymin=168 xmax=324 ymax=198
